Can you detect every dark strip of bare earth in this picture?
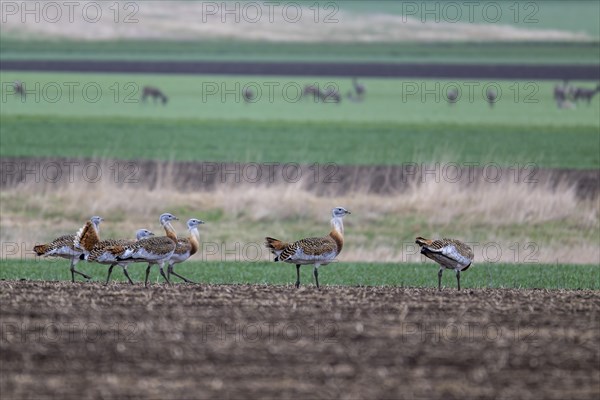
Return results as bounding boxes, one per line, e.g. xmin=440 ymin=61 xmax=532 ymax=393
xmin=1 ymin=281 xmax=598 ymax=399
xmin=2 ymin=59 xmax=599 ymax=80
xmin=1 ymin=157 xmax=598 ymax=199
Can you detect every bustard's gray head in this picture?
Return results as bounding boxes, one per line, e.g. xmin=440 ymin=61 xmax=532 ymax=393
xmin=159 ymin=213 xmax=178 ymax=225
xmin=90 ymin=216 xmax=103 ymax=230
xmin=187 ymin=218 xmax=205 ymax=229
xmin=135 ymin=229 xmax=154 ymax=240
xmin=332 ymin=207 xmax=351 ymax=218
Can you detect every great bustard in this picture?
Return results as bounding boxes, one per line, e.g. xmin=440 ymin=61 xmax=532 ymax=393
xmin=167 ymin=218 xmax=205 ymax=283
xmin=116 ymin=213 xmax=179 ymax=287
xmin=33 ymin=216 xmax=103 ymax=282
xmin=265 ymin=207 xmax=351 ymax=288
xmin=415 ymin=237 xmax=474 ymax=290
xmin=84 ymin=229 xmax=155 ymax=285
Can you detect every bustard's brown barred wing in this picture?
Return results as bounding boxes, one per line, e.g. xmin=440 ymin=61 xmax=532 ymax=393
xmin=87 ymin=239 xmax=137 ymax=262
xmin=33 ymin=235 xmax=76 ymax=256
xmin=117 ymin=236 xmax=176 ymax=262
xmin=173 ymin=238 xmax=192 ymax=255
xmin=73 ymin=221 xmax=101 ymax=253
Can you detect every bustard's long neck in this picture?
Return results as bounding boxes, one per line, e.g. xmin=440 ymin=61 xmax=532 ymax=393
xmin=189 ymin=227 xmax=200 ymax=240
xmin=330 ymin=216 xmax=344 ymax=236
xmin=163 ymin=221 xmax=177 ymax=241
xmin=189 ymin=227 xmax=200 ymax=255
xmin=90 ymin=219 xmax=102 ymax=237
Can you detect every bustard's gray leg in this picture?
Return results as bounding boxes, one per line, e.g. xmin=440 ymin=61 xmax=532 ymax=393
xmin=438 ymin=268 xmax=443 ymax=291
xmin=313 ymin=266 xmax=320 ymax=289
xmin=122 ymin=266 xmax=134 ymax=285
xmin=456 ymin=269 xmax=461 ymax=291
xmin=106 ymin=263 xmax=116 ymax=285
xmin=168 ymin=264 xmax=195 ymax=284
xmin=144 ymin=264 xmax=152 ymax=287
xmin=159 ymin=265 xmax=171 ymax=285
xmin=70 ymin=259 xmax=91 ymax=282
xmin=295 ymin=265 xmax=301 ymax=288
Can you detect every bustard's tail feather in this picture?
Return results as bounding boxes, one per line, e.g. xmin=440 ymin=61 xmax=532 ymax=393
xmin=265 ymin=237 xmax=288 ymax=251
xmin=415 ymin=237 xmax=433 ymax=247
xmin=265 ymin=237 xmax=289 ymax=262
xmin=33 ymin=244 xmax=50 ymax=256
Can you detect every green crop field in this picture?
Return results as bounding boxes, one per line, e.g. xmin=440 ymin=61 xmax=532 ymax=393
xmin=2 ymin=72 xmax=598 ymax=127
xmin=2 ymin=115 xmax=599 ymax=168
xmin=1 ymin=260 xmax=598 ymax=290
xmin=1 ymin=72 xmax=599 ymax=168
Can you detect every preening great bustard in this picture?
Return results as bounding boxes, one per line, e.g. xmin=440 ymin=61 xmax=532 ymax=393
xmin=33 ymin=216 xmax=103 ymax=282
xmin=415 ymin=237 xmax=474 ymax=290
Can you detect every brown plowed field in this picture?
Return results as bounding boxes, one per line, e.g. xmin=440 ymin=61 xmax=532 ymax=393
xmin=1 ymin=281 xmax=599 ymax=399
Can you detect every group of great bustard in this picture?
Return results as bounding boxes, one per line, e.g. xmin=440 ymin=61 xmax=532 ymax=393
xmin=34 ymin=213 xmax=204 ymax=287
xmin=34 ymin=208 xmax=474 ymax=290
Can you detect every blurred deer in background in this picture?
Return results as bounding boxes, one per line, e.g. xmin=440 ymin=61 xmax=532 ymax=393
xmin=352 ymin=77 xmax=366 ymax=98
xmin=321 ymin=86 xmax=341 ymax=104
xmin=242 ymin=87 xmax=255 ymax=103
xmin=572 ymin=84 xmax=600 ymax=105
xmin=446 ymin=88 xmax=458 ymax=106
xmin=302 ymin=84 xmax=321 ymax=102
xmin=13 ymin=80 xmax=25 ymax=100
xmin=141 ymin=86 xmax=168 ymax=105
xmin=486 ymin=88 xmax=497 ymax=108
xmin=554 ymin=80 xmax=576 ymax=109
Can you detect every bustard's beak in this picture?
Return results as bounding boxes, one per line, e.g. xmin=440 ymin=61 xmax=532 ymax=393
xmin=346 ymin=210 xmax=352 ymax=214
xmin=199 ymin=220 xmax=206 ymax=224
